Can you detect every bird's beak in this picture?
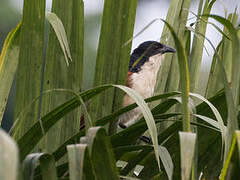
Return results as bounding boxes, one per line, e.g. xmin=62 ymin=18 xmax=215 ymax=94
xmin=160 ymin=45 xmax=176 ymax=54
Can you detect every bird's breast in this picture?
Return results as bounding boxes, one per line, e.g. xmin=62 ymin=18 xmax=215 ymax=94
xmin=130 ymin=54 xmax=163 ymax=98
xmin=119 ymin=54 xmax=164 ymax=126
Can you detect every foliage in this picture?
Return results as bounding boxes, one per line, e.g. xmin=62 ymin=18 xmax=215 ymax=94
xmin=1 ymin=0 xmax=240 ymax=179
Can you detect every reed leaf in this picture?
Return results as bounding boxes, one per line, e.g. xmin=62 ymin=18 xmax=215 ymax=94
xmin=41 ymin=0 xmax=84 ymax=152
xmin=156 ymin=0 xmax=184 ymax=93
xmin=219 ymin=131 xmax=240 ymax=180
xmin=14 ymin=0 xmax=46 ymax=139
xmin=23 ymin=153 xmax=57 ymax=180
xmin=161 ymin=20 xmax=190 ymax=132
xmin=179 ymin=132 xmax=196 ymax=180
xmin=189 ymin=0 xmax=216 ymax=92
xmin=166 ymin=0 xmax=192 ymax=92
xmin=0 ymin=22 xmax=21 ymax=122
xmin=67 ymin=144 xmax=96 ymax=180
xmin=207 ymin=14 xmax=240 ymax=163
xmin=91 ymin=0 xmax=138 ymax=135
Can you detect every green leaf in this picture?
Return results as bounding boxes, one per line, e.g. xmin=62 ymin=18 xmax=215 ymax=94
xmin=23 ymin=153 xmax=57 ymax=180
xmin=14 ymin=0 xmax=46 ymax=139
xmin=164 ymin=0 xmax=192 ymax=92
xmin=86 ymin=127 xmax=119 ymax=179
xmin=156 ymin=0 xmax=187 ymax=94
xmin=158 ymin=146 xmax=173 ymax=180
xmin=161 ymin=20 xmax=190 ymax=132
xmin=39 ymin=154 xmax=58 ymax=180
xmin=91 ymin=0 xmax=138 ymax=134
xmin=45 ymin=12 xmax=72 ymax=66
xmin=119 ymin=176 xmax=140 ymax=180
xmin=41 ymin=0 xmax=84 ymax=153
xmin=16 ymin=85 xmax=175 ymax=161
xmin=120 ymin=147 xmax=152 ymax=176
xmin=179 ymin=132 xmax=196 ymax=180
xmin=67 ymin=144 xmax=96 ymax=180
xmin=96 ymin=92 xmax=180 ymax=126
xmin=0 ymin=22 xmax=21 ymax=122
xmin=190 ymin=92 xmax=225 ymax=146
xmin=193 ymin=114 xmax=226 ymax=131
xmin=0 ymin=128 xmax=18 ymax=180
xmin=15 ymin=85 xmax=109 ymax=161
xmin=219 ymin=131 xmax=240 ymax=180
xmin=114 ymin=145 xmax=153 ymax=161
xmin=206 ymin=14 xmax=239 ymax=162
xmin=111 ymin=99 xmax=179 ymax=148
xmin=189 ymin=0 xmax=217 ymax=92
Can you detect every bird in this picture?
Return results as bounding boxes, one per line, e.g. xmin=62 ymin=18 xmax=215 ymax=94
xmin=118 ymin=41 xmax=176 ymax=128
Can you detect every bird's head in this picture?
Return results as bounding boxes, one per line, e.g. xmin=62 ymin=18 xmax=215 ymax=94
xmin=129 ymin=41 xmax=175 ymax=72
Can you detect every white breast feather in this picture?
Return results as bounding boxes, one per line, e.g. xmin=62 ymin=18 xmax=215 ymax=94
xmin=118 ymin=54 xmax=164 ymax=126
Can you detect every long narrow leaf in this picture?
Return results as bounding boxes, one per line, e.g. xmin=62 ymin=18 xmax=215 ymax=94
xmin=158 ymin=146 xmax=173 ymax=180
xmin=161 ymin=20 xmax=190 ymax=132
xmin=16 ymin=85 xmax=176 ymax=161
xmin=67 ymin=144 xmax=96 ymax=180
xmin=91 ymin=0 xmax=138 ymax=134
xmin=41 ymin=0 xmax=84 ymax=153
xmin=179 ymin=132 xmax=196 ymax=180
xmin=23 ymin=153 xmax=57 ymax=180
xmin=14 ymin=0 xmax=46 ymax=139
xmin=45 ymin=12 xmax=72 ymax=66
xmin=0 ymin=22 xmax=21 ymax=122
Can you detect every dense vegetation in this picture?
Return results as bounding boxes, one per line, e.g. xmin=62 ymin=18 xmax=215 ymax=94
xmin=0 ymin=0 xmax=240 ymax=179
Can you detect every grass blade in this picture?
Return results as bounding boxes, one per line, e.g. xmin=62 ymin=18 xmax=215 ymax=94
xmin=91 ymin=0 xmax=138 ymax=134
xmin=158 ymin=146 xmax=173 ymax=180
xmin=41 ymin=0 xmax=84 ymax=152
xmin=161 ymin=20 xmax=190 ymax=132
xmin=67 ymin=144 xmax=96 ymax=180
xmin=23 ymin=153 xmax=57 ymax=180
xmin=45 ymin=12 xmax=72 ymax=66
xmin=14 ymin=0 xmax=46 ymax=139
xmin=0 ymin=22 xmax=21 ymax=122
xmin=86 ymin=127 xmax=119 ymax=179
xmin=190 ymin=92 xmax=225 ymax=145
xmin=206 ymin=14 xmax=240 ymax=162
xmin=165 ymin=0 xmax=192 ymax=92
xmin=156 ymin=0 xmax=184 ymax=93
xmin=219 ymin=131 xmax=240 ymax=179
xmin=189 ymin=0 xmax=216 ymax=92
xmin=16 ymin=85 xmax=176 ymax=161
xmin=179 ymin=132 xmax=196 ymax=180
xmin=39 ymin=154 xmax=58 ymax=180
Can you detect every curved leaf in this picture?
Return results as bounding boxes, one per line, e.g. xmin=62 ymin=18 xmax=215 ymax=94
xmin=46 ymin=12 xmax=72 ymax=66
xmin=86 ymin=127 xmax=119 ymax=179
xmin=161 ymin=19 xmax=190 ymax=132
xmin=158 ymin=146 xmax=173 ymax=180
xmin=23 ymin=153 xmax=57 ymax=180
xmin=16 ymin=85 xmax=178 ymax=161
xmin=0 ymin=22 xmax=21 ymax=122
xmin=67 ymin=144 xmax=95 ymax=180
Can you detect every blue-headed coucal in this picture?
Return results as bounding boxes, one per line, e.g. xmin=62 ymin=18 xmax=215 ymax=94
xmin=118 ymin=41 xmax=176 ymax=128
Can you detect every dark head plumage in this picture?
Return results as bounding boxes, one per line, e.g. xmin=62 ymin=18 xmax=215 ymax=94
xmin=129 ymin=41 xmax=175 ymax=73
